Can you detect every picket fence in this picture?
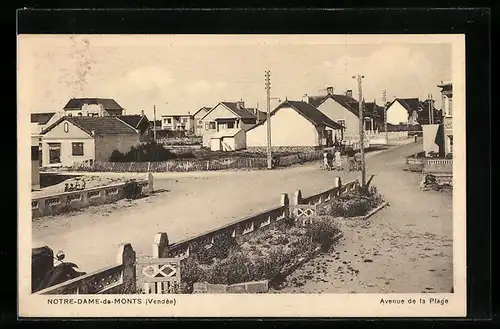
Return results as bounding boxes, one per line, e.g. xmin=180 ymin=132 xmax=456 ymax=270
xmin=72 ymin=151 xmax=325 ymax=173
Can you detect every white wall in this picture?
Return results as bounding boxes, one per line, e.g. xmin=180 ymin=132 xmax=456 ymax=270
xmin=94 ymin=134 xmax=140 ymax=161
xmin=316 ymin=98 xmax=359 ymax=138
xmin=422 ymin=124 xmax=440 ymax=156
xmin=41 ymin=120 xmax=96 ymax=167
xmin=386 ymin=101 xmax=409 ymax=125
xmin=246 ymin=106 xmax=320 ymax=147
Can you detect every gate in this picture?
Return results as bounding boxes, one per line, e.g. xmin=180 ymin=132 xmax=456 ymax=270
xmin=136 ymin=258 xmax=181 ymax=294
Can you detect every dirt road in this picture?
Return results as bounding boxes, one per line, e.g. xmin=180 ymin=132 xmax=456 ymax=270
xmin=273 ymin=141 xmax=453 ymax=293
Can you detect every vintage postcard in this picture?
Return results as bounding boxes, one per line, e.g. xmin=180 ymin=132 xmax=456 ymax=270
xmin=18 ymin=34 xmax=466 ymax=317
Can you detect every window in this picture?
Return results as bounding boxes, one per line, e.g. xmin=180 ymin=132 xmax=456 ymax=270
xmin=72 ymin=142 xmax=84 ymax=156
xmin=167 ymin=119 xmax=172 ymax=124
xmin=227 ymin=122 xmax=235 ymax=129
xmin=48 ymin=143 xmax=61 ymax=164
xmin=64 ymin=122 xmax=69 ymax=133
xmin=337 ymin=119 xmax=346 ymax=128
xmin=181 ymin=118 xmax=188 ymax=123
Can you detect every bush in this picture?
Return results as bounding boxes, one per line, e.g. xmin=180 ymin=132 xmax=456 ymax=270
xmin=305 ymin=218 xmax=341 ymax=249
xmin=109 ymin=141 xmax=178 ymax=162
xmin=324 ymin=186 xmax=384 ymax=218
xmin=180 ymin=257 xmax=206 ymax=293
xmin=206 ymin=252 xmax=252 ymax=285
xmin=123 ymin=180 xmax=142 ymax=199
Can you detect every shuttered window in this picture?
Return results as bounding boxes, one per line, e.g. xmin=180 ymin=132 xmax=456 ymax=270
xmin=72 ymin=142 xmax=84 ymax=156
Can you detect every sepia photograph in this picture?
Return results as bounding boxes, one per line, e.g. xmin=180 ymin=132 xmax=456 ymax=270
xmin=18 ymin=34 xmax=466 ymax=317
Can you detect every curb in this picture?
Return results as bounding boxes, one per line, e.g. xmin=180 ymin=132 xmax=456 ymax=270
xmin=274 ymin=231 xmax=344 ymax=281
xmin=363 ymin=201 xmax=389 ymax=220
xmin=335 ymin=201 xmax=389 ymax=221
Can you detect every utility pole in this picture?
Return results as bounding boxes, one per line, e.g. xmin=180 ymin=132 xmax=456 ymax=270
xmin=382 ymin=89 xmax=388 ymax=145
xmin=265 ymin=70 xmax=272 ymax=169
xmin=353 ymin=74 xmax=366 ymax=187
xmin=153 ymin=105 xmax=157 ymax=141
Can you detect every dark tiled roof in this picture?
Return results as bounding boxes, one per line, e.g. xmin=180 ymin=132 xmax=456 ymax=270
xmin=63 ymin=98 xmax=124 ymax=111
xmin=308 ymin=94 xmax=363 ymax=117
xmin=42 ymin=116 xmax=138 ymax=136
xmin=31 ymin=112 xmax=56 ymax=124
xmin=250 ymin=100 xmax=344 ymax=131
xmin=220 ymin=102 xmax=257 ymax=119
xmin=117 ymin=115 xmax=148 ymax=129
xmin=389 ymin=98 xmax=424 ymax=115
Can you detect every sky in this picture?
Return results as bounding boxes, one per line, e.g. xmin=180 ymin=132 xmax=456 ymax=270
xmin=19 ymin=35 xmax=453 ymax=119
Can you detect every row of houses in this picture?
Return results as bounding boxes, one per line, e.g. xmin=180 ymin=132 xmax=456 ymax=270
xmin=30 ymin=84 xmax=448 ymax=170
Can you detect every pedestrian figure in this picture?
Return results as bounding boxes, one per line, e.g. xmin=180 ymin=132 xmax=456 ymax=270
xmin=347 ymin=148 xmax=355 ymax=172
xmin=80 ymin=180 xmax=86 ymax=190
xmin=334 ymin=148 xmax=342 ymax=170
xmin=68 ymin=183 xmax=75 ymax=192
xmin=354 ymin=150 xmax=362 ymax=171
xmin=64 ymin=183 xmax=69 ymax=192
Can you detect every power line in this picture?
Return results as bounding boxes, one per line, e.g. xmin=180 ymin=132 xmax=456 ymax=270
xmin=265 ymin=70 xmax=272 ymax=169
xmin=353 ymin=74 xmax=366 ymax=187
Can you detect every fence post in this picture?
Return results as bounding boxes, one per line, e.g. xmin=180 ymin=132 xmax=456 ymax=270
xmin=117 ymin=243 xmax=136 ymax=294
xmin=146 ymin=172 xmax=154 ymax=194
xmin=147 ymin=161 xmax=151 ymax=172
xmin=280 ymin=193 xmax=289 ymax=218
xmin=152 ymin=232 xmax=169 ymax=258
xmin=293 ymin=190 xmax=302 ymax=205
xmin=334 ymin=176 xmax=342 ymax=188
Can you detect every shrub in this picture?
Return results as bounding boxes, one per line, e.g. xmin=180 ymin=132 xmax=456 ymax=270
xmin=123 ymin=180 xmax=142 ymax=199
xmin=192 ymin=233 xmax=240 ymax=265
xmin=109 ymin=141 xmax=178 ymax=162
xmin=180 ymin=257 xmax=206 ymax=293
xmin=206 ymin=252 xmax=252 ymax=285
xmin=305 ymin=218 xmax=341 ymax=249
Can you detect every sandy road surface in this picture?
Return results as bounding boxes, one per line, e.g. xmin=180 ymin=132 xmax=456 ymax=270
xmin=273 ymin=141 xmax=453 ymax=293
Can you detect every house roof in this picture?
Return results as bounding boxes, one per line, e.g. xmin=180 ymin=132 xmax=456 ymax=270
xmin=249 ymin=100 xmax=344 ymax=131
xmin=221 ymin=102 xmax=258 ymax=119
xmin=41 ymin=116 xmax=138 ymax=136
xmin=63 ymin=98 xmax=124 ymax=111
xmin=192 ymin=107 xmax=212 ymax=117
xmin=308 ymin=94 xmax=375 ymax=118
xmin=210 ymin=129 xmax=244 ymax=139
xmin=31 ymin=112 xmax=56 ymax=125
xmin=388 ymin=98 xmax=424 ymax=115
xmin=117 ymin=115 xmax=148 ymax=129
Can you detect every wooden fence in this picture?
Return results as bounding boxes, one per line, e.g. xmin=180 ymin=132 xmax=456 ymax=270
xmin=72 ymin=151 xmax=325 ymax=173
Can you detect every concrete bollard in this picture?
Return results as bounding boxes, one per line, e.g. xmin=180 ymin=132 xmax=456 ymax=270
xmin=146 ymin=172 xmax=154 ymax=194
xmin=293 ymin=190 xmax=302 ymax=205
xmin=152 ymin=232 xmax=169 ymax=258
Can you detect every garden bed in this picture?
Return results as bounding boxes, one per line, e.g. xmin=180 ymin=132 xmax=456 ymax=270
xmin=181 ymin=217 xmax=342 ymax=293
xmin=318 ymin=186 xmax=385 ymax=219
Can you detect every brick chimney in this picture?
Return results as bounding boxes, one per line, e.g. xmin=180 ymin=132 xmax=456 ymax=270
xmin=326 ymin=86 xmax=334 ymax=95
xmin=345 ymin=90 xmax=353 ymax=98
xmin=302 ymin=94 xmax=309 ymax=103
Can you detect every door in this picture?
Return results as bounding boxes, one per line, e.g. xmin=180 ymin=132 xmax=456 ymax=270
xmin=48 ymin=143 xmax=61 ymax=165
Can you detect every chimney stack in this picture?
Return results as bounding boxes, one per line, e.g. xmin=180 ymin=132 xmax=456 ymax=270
xmin=236 ymin=100 xmax=245 ymax=109
xmin=302 ymin=94 xmax=309 ymax=103
xmin=346 ymin=89 xmax=353 ymax=98
xmin=326 ymin=86 xmax=334 ymax=95
xmin=141 ymin=110 xmax=144 ymax=116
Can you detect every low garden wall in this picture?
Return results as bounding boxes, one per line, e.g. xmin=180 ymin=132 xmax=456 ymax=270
xmin=423 ymin=158 xmax=453 ymax=174
xmin=36 ymin=243 xmax=136 ymax=295
xmin=31 ymin=174 xmax=154 ymax=219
